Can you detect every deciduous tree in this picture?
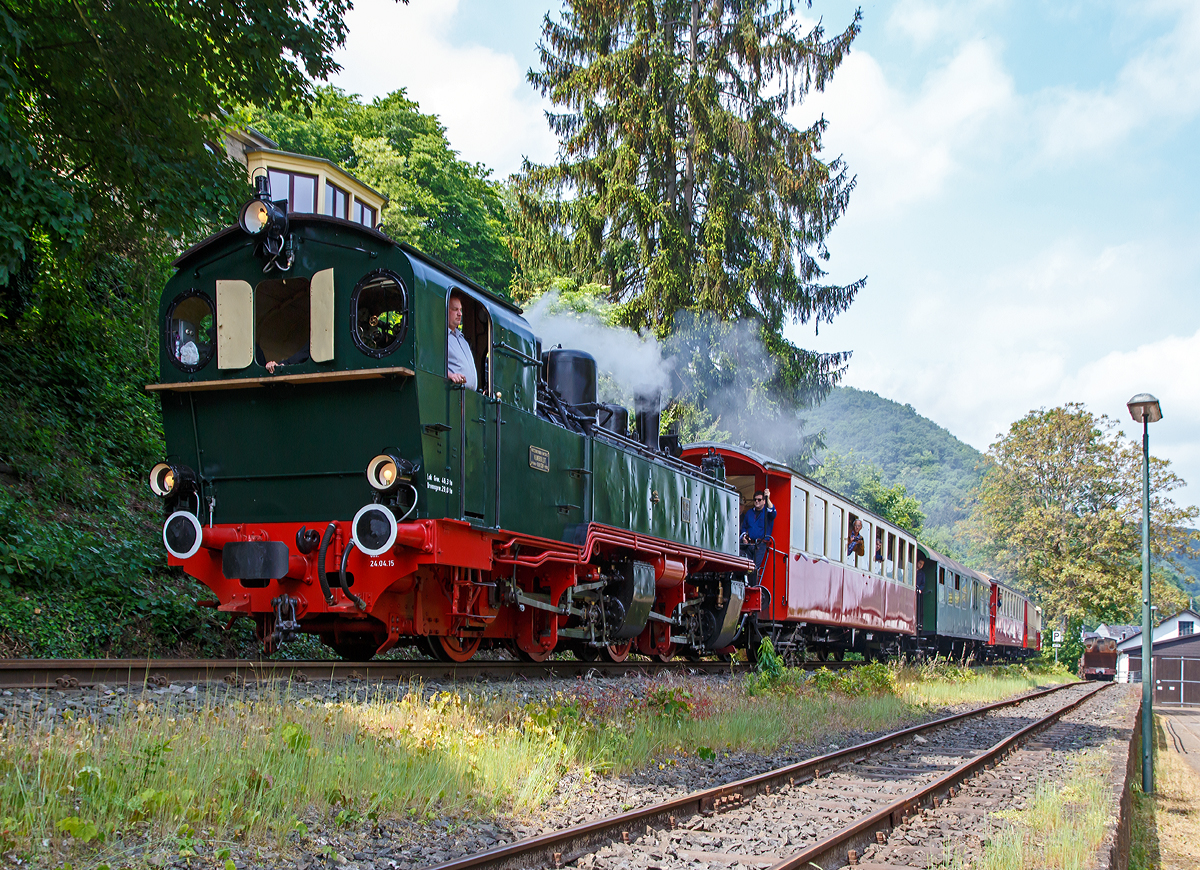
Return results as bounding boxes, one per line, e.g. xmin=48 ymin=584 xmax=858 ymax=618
xmin=0 ymin=0 xmax=370 ymax=284
xmin=811 ymin=451 xmax=925 ymax=535
xmin=249 ymin=88 xmax=515 ymax=293
xmin=970 ymin=404 xmax=1196 ymax=626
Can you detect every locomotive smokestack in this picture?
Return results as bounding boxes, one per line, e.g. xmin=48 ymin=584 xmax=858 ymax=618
xmin=634 ymin=391 xmax=661 ymax=452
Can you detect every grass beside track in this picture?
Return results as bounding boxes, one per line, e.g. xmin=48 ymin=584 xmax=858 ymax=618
xmin=0 ymin=661 xmax=1072 ymax=868
xmin=963 ymin=751 xmax=1112 ymax=870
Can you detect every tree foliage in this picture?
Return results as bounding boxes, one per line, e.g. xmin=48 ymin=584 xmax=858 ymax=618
xmin=810 ymin=451 xmax=925 ymax=535
xmin=0 ymin=0 xmax=375 ymax=656
xmin=970 ymin=404 xmax=1197 ymax=625
xmin=249 ymin=87 xmax=515 ymax=293
xmin=0 ymin=0 xmax=365 ymax=283
xmin=516 ymin=0 xmax=861 ymax=399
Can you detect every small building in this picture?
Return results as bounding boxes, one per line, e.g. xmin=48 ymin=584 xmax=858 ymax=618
xmin=1115 ymin=607 xmax=1200 ymax=683
xmin=223 ymin=128 xmax=387 ymax=228
xmin=1095 ymin=623 xmax=1140 ymax=642
xmin=1125 ymin=633 xmax=1200 ymax=707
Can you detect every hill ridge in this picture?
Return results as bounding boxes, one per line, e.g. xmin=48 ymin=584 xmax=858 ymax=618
xmin=803 ymin=386 xmax=986 ymax=531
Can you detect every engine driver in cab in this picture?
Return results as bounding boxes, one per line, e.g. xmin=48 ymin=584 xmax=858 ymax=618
xmin=446 ymin=290 xmax=478 ymax=390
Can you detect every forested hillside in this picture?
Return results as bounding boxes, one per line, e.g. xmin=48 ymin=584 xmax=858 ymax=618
xmin=805 ymin=386 xmax=985 ymax=532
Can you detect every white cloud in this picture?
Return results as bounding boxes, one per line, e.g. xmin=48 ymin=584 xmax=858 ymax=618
xmin=807 ymin=236 xmax=1200 ymax=507
xmin=330 ymin=0 xmax=557 ymax=177
xmin=886 ymin=0 xmax=1004 ymax=49
xmin=1064 ymin=327 xmax=1200 ymax=454
xmin=796 ymin=39 xmax=1014 ymax=214
xmin=1035 ymin=1 xmax=1200 ymax=160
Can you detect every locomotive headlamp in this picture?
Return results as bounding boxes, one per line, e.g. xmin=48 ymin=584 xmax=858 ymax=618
xmin=149 ymin=462 xmax=195 ymax=497
xmin=239 ymin=175 xmax=288 ymax=239
xmin=366 ymin=453 xmax=413 ymax=492
xmin=351 ymin=503 xmax=397 ymax=556
xmin=163 ymin=511 xmax=204 ymax=560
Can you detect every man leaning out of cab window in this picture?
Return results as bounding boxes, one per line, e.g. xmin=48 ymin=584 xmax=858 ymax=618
xmin=446 ymin=291 xmax=478 ymax=390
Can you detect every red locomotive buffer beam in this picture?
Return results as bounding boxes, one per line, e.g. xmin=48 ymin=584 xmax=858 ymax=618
xmin=172 ymin=516 xmax=759 ymax=661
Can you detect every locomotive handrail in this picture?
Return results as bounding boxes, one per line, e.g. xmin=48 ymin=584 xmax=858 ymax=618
xmin=493 ymin=341 xmax=541 ymax=366
xmin=145 ymin=365 xmax=414 ymax=392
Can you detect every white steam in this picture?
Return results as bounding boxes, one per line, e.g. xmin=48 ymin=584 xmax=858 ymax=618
xmin=524 ymin=292 xmax=673 ymax=405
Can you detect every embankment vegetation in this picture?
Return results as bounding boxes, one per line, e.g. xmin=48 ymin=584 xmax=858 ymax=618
xmin=2 ymin=660 xmax=1072 ymax=868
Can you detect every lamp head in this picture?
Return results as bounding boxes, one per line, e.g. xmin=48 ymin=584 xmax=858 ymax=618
xmin=1127 ymin=393 xmax=1162 ymax=424
xmin=239 ymin=174 xmax=288 ymax=240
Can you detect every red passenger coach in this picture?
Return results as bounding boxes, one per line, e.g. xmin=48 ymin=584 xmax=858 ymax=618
xmin=681 ymin=443 xmax=919 ymax=662
xmin=986 ymin=576 xmax=1037 ymax=659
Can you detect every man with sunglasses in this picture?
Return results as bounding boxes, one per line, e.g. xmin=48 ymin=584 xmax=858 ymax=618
xmin=739 ymin=488 xmax=776 ymax=576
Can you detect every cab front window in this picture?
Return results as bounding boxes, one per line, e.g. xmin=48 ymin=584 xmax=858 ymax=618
xmin=255 ymin=278 xmax=311 ymax=369
xmin=166 ymin=291 xmax=215 ymax=372
xmin=351 ymin=270 xmax=408 ymax=358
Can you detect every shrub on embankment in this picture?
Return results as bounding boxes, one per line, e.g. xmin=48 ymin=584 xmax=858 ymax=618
xmin=0 ymin=239 xmax=251 ymax=657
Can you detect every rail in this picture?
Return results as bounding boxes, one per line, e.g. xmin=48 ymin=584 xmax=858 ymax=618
xmin=424 ymin=681 xmax=1100 ymax=870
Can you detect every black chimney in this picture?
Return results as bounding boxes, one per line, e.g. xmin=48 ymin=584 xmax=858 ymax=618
xmin=634 ymin=391 xmax=661 ymax=451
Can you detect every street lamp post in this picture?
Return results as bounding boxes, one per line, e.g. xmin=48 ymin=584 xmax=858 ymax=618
xmin=1127 ymin=393 xmax=1162 ymax=794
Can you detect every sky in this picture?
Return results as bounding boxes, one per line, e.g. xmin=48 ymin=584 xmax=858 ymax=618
xmin=331 ymin=0 xmax=1200 ymax=511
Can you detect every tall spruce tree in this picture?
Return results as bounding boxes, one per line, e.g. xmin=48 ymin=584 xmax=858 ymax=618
xmin=517 ymin=0 xmax=863 ymax=408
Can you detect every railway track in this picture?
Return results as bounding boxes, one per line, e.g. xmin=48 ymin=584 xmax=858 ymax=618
xmin=0 ymin=656 xmax=842 ymax=689
xmin=424 ymin=680 xmax=1105 ymax=870
xmin=0 ymin=655 xmax=879 ymax=689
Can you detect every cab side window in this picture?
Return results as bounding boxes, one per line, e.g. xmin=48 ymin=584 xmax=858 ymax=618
xmin=447 ymin=289 xmax=493 ymax=392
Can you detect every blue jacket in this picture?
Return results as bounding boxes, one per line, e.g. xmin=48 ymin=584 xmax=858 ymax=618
xmin=740 ymin=505 xmax=776 ymax=541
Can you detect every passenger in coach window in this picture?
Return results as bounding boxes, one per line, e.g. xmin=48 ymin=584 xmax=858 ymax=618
xmin=446 ymin=290 xmax=478 ymax=390
xmin=739 ymin=488 xmax=776 ymax=572
xmin=915 ymin=557 xmax=926 ymax=591
xmin=874 ymin=530 xmax=885 ymax=565
xmin=847 ymin=517 xmax=865 ymax=557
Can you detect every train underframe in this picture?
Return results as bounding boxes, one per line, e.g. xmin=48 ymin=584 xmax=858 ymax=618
xmin=170 ymin=515 xmax=759 ymax=662
xmin=744 ymin=619 xmax=1039 ymax=665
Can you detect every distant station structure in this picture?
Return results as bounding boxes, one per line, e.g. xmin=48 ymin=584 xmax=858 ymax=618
xmin=224 ymin=127 xmax=387 ymax=229
xmin=1113 ymin=608 xmax=1200 ymax=707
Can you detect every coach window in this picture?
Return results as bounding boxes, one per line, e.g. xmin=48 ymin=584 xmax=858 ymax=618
xmin=166 ymin=291 xmax=215 ymax=372
xmin=255 ymin=277 xmax=311 ymax=369
xmin=828 ymin=505 xmax=843 ymax=562
xmin=856 ymin=521 xmax=871 ymax=570
xmin=791 ymin=484 xmax=807 ymax=552
xmin=885 ymin=532 xmax=896 ymax=579
xmin=351 ymin=270 xmax=408 ymax=358
xmin=908 ymin=542 xmax=916 ymax=584
xmin=897 ymin=538 xmax=907 ymax=584
xmin=938 ymin=567 xmax=946 ymax=603
xmin=809 ymin=496 xmax=826 ymax=557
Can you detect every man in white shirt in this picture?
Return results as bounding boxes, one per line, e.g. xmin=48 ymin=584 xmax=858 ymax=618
xmin=446 ymin=291 xmax=478 ymax=390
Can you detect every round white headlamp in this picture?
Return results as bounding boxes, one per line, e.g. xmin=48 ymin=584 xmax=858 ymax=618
xmin=351 ymin=504 xmax=397 ymax=557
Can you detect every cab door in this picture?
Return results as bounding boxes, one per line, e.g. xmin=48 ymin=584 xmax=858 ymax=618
xmin=457 ymin=385 xmax=493 ymax=524
xmin=448 ymin=291 xmax=495 ymax=526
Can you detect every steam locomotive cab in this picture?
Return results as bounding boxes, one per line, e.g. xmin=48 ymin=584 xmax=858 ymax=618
xmin=148 ymin=198 xmax=757 ymax=661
